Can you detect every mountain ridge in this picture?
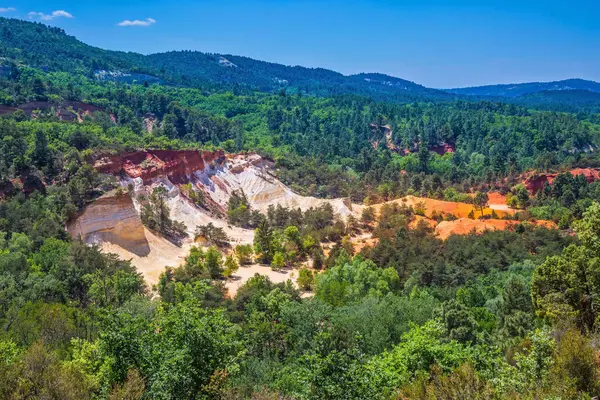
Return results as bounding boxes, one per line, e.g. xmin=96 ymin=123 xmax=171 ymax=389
xmin=1 ymin=17 xmax=599 ymax=110
xmin=0 ymin=17 xmax=454 ymax=102
xmin=446 ymin=78 xmax=600 ymax=98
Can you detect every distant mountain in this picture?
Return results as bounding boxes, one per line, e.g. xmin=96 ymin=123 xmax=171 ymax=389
xmin=0 ymin=17 xmax=454 ymax=102
xmin=2 ymin=17 xmax=599 ymax=111
xmin=514 ymin=89 xmax=600 ymax=113
xmin=446 ymin=79 xmax=600 ymax=98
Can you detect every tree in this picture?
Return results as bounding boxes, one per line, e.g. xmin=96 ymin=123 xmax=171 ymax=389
xmin=361 ymin=207 xmax=376 ymax=227
xmin=512 ymin=184 xmax=530 ymax=209
xmin=532 ymin=202 xmax=600 ymax=332
xmin=418 ymin=141 xmax=430 ymax=173
xmin=473 ymin=192 xmax=489 ymax=218
xmin=315 ymin=258 xmax=399 ymax=306
xmin=346 ymin=214 xmax=360 ymax=235
xmin=227 ymin=190 xmax=256 ymax=228
xmin=234 ymin=244 xmax=254 ymax=265
xmin=101 ymin=284 xmax=243 ymax=399
xmin=194 ymin=223 xmax=230 ymax=247
xmin=149 ymin=186 xmax=170 ymax=232
xmin=31 ymin=130 xmax=50 ymax=169
xmin=436 ymin=300 xmax=478 ymax=344
xmin=499 ymin=276 xmax=533 ymax=338
xmin=223 ymin=255 xmax=239 ymax=278
xmin=297 ymin=268 xmax=314 ymax=291
xmin=367 ymin=320 xmax=471 ymax=396
xmin=271 ymin=252 xmax=285 ymax=271
xmin=205 ymin=246 xmax=224 ymax=279
xmin=140 ymin=186 xmax=187 ymax=239
xmin=108 ymin=369 xmax=146 ymax=400
xmin=254 ymin=219 xmax=274 ymax=264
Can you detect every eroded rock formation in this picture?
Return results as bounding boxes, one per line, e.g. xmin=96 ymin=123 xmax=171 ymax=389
xmin=67 ymin=193 xmax=150 ymax=256
xmin=523 ymin=168 xmax=600 ymax=193
xmin=94 ymin=150 xmax=226 ymax=184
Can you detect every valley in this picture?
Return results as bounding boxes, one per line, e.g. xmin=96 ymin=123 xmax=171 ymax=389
xmin=1 ymin=13 xmax=600 ymax=400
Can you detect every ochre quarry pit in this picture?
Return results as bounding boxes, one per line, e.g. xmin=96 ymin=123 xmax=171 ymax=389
xmin=71 ymin=150 xmax=358 ymax=291
xmin=70 ymin=150 xmax=561 ymax=292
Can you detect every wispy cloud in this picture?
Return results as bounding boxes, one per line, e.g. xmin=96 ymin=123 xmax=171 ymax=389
xmin=0 ymin=7 xmax=16 ymax=12
xmin=28 ymin=10 xmax=74 ymax=21
xmin=117 ymin=17 xmax=156 ymax=27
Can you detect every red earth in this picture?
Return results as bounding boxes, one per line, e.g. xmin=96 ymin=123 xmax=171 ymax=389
xmin=523 ymin=168 xmax=600 ymax=193
xmin=94 ymin=150 xmax=226 ymax=184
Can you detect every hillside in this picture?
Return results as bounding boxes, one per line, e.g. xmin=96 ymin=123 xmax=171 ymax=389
xmin=516 ymin=89 xmax=600 ymax=113
xmin=0 ymin=17 xmax=453 ymax=102
xmin=3 ymin=17 xmax=600 ymax=111
xmin=3 ymin=13 xmax=600 ymax=400
xmin=446 ymin=78 xmax=600 ymax=97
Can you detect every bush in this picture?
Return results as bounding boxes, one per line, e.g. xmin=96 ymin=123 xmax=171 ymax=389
xmin=297 ymin=268 xmax=314 ymax=291
xmin=234 ymin=244 xmax=254 ymax=265
xmin=271 ymin=252 xmax=285 ymax=271
xmin=223 ymin=255 xmax=239 ymax=278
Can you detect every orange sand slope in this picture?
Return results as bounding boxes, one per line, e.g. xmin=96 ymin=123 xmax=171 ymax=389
xmin=409 ymin=215 xmax=438 ymax=229
xmin=435 ymin=218 xmax=556 ymax=240
xmin=374 ymin=195 xmax=516 ymax=219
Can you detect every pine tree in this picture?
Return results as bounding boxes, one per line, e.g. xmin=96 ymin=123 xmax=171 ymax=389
xmin=254 ymin=219 xmax=274 ymax=264
xmin=32 ymin=130 xmax=49 ymax=169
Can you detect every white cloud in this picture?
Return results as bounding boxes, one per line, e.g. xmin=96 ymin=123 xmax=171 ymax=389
xmin=117 ymin=17 xmax=156 ymax=27
xmin=28 ymin=10 xmax=74 ymax=21
xmin=0 ymin=7 xmax=16 ymax=12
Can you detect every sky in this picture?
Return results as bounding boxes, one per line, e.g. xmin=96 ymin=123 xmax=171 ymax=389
xmin=2 ymin=0 xmax=599 ymax=88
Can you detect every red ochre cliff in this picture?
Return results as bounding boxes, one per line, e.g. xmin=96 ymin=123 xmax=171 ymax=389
xmin=94 ymin=150 xmax=226 ymax=184
xmin=523 ymin=168 xmax=600 ymax=193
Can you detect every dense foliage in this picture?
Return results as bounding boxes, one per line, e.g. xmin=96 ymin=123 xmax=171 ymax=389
xmin=1 ymin=16 xmax=600 ymax=400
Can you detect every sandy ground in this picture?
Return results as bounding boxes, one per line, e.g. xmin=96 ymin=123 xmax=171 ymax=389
xmin=435 ymin=218 xmax=557 ymax=240
xmin=374 ymin=195 xmax=515 ymax=219
xmin=225 ymin=264 xmax=299 ymax=296
xmin=102 ymin=227 xmax=194 ymax=285
xmin=487 ymin=192 xmax=515 ymax=212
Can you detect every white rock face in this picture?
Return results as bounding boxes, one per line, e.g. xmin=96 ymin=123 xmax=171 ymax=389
xmin=69 ymin=153 xmax=361 ymax=286
xmin=195 ymin=154 xmax=358 ymax=217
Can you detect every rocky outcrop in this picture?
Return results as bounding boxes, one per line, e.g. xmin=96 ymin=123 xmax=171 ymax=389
xmin=429 ymin=143 xmax=455 ymax=156
xmin=523 ymin=168 xmax=600 ymax=193
xmin=94 ymin=150 xmax=226 ymax=184
xmin=399 ymin=142 xmax=456 ymax=156
xmin=67 ymin=194 xmax=150 ymax=256
xmin=370 ymin=124 xmax=397 ymax=151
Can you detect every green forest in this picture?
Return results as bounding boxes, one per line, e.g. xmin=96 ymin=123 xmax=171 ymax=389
xmin=1 ymin=17 xmax=600 ymax=399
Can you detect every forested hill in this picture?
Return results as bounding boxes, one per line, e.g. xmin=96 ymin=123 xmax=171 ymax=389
xmin=446 ymin=78 xmax=600 ymax=98
xmin=5 ymin=12 xmax=600 ymax=400
xmin=0 ymin=17 xmax=453 ymax=102
xmin=1 ymin=16 xmax=599 ymax=111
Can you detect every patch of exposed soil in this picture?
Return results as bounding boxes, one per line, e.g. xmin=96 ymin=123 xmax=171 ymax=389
xmin=225 ymin=264 xmax=299 ymax=297
xmin=435 ymin=218 xmax=556 ymax=240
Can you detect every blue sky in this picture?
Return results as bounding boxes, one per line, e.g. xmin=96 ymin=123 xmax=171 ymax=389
xmin=2 ymin=0 xmax=599 ymax=88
